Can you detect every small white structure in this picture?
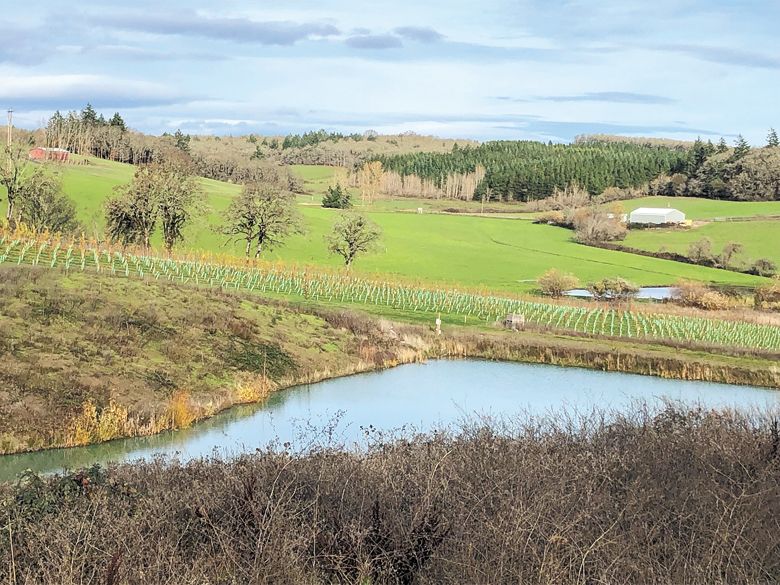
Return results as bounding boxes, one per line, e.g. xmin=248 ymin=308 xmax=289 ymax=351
xmin=629 ymin=207 xmax=685 ymax=225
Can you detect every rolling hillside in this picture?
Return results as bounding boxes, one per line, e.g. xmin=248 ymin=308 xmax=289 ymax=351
xmin=0 ymin=158 xmax=771 ymax=292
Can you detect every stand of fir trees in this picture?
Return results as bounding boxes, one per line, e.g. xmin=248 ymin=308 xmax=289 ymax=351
xmin=376 ymin=134 xmax=780 ymax=202
xmin=374 ymin=140 xmax=689 ymax=201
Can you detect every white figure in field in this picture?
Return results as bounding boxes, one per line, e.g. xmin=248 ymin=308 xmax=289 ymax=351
xmin=435 ymin=315 xmax=442 ymax=335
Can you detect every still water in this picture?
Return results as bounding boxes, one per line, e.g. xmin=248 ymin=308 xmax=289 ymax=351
xmin=565 ymin=286 xmax=677 ymax=300
xmin=1 ymin=360 xmax=778 ymax=482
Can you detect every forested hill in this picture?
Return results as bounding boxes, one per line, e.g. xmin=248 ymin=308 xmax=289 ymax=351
xmin=375 ymin=141 xmax=689 ymax=201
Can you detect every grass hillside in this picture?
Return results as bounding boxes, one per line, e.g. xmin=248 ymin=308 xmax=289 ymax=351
xmin=0 ymin=266 xmax=423 ymax=454
xmin=613 ymin=196 xmax=780 ymax=267
xmin=0 ymin=158 xmax=772 ymax=291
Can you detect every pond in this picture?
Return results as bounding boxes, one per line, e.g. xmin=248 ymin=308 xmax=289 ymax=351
xmin=565 ymin=286 xmax=678 ymax=300
xmin=1 ymin=360 xmax=778 ymax=482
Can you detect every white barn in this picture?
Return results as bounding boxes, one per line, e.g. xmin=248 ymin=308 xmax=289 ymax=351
xmin=628 ymin=207 xmax=686 ymax=225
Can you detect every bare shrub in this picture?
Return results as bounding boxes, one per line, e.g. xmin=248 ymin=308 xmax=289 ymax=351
xmin=755 ymin=278 xmax=780 ymax=310
xmin=750 ymin=257 xmax=777 ymax=277
xmin=573 ymin=206 xmax=627 ymax=242
xmin=535 ymin=209 xmax=567 ymax=225
xmin=673 ymin=281 xmax=731 ymax=310
xmin=538 ymin=268 xmax=579 ymax=297
xmin=587 ymin=277 xmax=639 ymax=301
xmin=688 ymin=237 xmax=715 ymax=265
xmin=3 ymin=407 xmax=780 ymax=584
xmin=594 ymin=185 xmax=646 ymax=203
xmin=527 ymin=182 xmax=591 ymax=212
xmin=717 ymin=241 xmax=745 ymax=270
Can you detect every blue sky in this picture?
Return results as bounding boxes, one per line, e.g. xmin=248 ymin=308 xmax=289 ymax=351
xmin=2 ymin=0 xmax=778 ymax=143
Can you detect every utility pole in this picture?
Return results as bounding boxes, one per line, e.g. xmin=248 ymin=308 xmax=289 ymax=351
xmin=6 ymin=109 xmax=12 ymax=146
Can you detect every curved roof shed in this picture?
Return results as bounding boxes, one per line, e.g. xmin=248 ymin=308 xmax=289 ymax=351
xmin=628 ymin=207 xmax=685 ymax=225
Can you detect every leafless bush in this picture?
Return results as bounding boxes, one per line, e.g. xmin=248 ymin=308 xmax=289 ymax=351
xmin=3 ymin=407 xmax=780 ymax=584
xmin=673 ymin=280 xmax=732 ymax=310
xmin=594 ymin=185 xmax=647 ymax=203
xmin=527 ymin=183 xmax=590 ymax=212
xmin=538 ymin=268 xmax=579 ymax=297
xmin=572 ymin=206 xmax=628 ymax=242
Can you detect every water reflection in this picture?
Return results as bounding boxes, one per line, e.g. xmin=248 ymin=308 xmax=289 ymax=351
xmin=1 ymin=360 xmax=777 ymax=482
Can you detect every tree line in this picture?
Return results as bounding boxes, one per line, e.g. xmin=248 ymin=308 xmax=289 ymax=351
xmin=279 ymin=129 xmax=374 ymax=150
xmin=649 ymin=133 xmax=780 ymax=201
xmin=374 ymin=140 xmax=690 ymax=201
xmin=375 ymin=133 xmax=780 ymax=202
xmin=42 ymin=106 xmax=304 ymax=185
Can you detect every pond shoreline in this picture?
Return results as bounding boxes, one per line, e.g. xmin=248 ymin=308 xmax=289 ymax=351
xmin=3 ymin=325 xmax=778 ymax=460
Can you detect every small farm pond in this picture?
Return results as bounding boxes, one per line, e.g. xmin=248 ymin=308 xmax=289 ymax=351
xmin=565 ymin=286 xmax=677 ymax=300
xmin=1 ymin=360 xmax=778 ymax=482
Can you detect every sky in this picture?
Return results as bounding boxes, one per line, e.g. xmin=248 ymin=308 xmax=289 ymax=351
xmin=1 ymin=0 xmax=778 ymax=143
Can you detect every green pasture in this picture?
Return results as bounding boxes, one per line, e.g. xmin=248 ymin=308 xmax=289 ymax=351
xmin=624 ymin=221 xmax=780 ymax=266
xmin=0 ymin=158 xmax=771 ymax=292
xmin=615 ymin=196 xmax=780 ymax=220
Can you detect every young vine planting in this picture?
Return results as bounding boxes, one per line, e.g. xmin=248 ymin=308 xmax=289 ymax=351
xmin=2 ymin=233 xmax=778 ymax=352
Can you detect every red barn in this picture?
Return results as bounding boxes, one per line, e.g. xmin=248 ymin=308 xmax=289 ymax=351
xmin=29 ymin=147 xmax=70 ymax=162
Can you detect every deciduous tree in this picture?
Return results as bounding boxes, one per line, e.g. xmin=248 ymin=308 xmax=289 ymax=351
xmin=222 ymin=183 xmax=302 ymax=257
xmin=16 ymin=169 xmax=79 ymax=234
xmin=326 ymin=213 xmax=382 ymax=268
xmin=105 ymin=162 xmax=201 ymax=251
xmin=358 ymin=161 xmax=383 ymax=205
xmin=0 ymin=143 xmax=32 ymax=226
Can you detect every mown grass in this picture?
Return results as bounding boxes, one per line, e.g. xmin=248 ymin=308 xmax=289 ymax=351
xmin=1 ymin=158 xmax=772 ymax=292
xmin=623 ymin=220 xmax=780 ymax=265
xmin=616 ymin=196 xmax=780 ymax=219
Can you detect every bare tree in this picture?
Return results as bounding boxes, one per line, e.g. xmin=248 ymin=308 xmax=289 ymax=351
xmin=155 ymin=162 xmax=202 ymax=253
xmin=358 ymin=161 xmax=383 ymax=205
xmin=105 ymin=162 xmax=201 ymax=251
xmin=16 ymin=168 xmax=79 ymax=233
xmin=326 ymin=213 xmax=382 ymax=268
xmin=572 ymin=204 xmax=627 ymax=242
xmin=222 ymin=183 xmax=303 ymax=258
xmin=0 ymin=143 xmax=32 ymax=226
xmin=717 ymin=241 xmax=744 ymax=270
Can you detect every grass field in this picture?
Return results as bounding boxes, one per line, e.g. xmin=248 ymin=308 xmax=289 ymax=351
xmin=616 ymin=196 xmax=780 ymax=219
xmin=0 ymin=158 xmax=773 ymax=292
xmin=623 ymin=221 xmax=780 ymax=266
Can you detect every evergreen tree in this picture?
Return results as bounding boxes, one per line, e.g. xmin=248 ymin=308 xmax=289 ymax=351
xmin=109 ymin=113 xmax=127 ymax=132
xmin=731 ymin=135 xmax=750 ymax=160
xmin=687 ymin=138 xmax=708 ymax=174
xmin=716 ymin=138 xmax=729 ymax=153
xmin=80 ymin=103 xmax=99 ymax=126
xmin=322 ymin=184 xmax=352 ymax=209
xmin=173 ymin=130 xmax=191 ymax=153
xmin=767 ymin=128 xmax=779 ymax=148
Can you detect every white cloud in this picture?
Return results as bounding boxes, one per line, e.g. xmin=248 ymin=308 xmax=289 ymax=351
xmin=0 ymin=74 xmax=192 ymax=110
